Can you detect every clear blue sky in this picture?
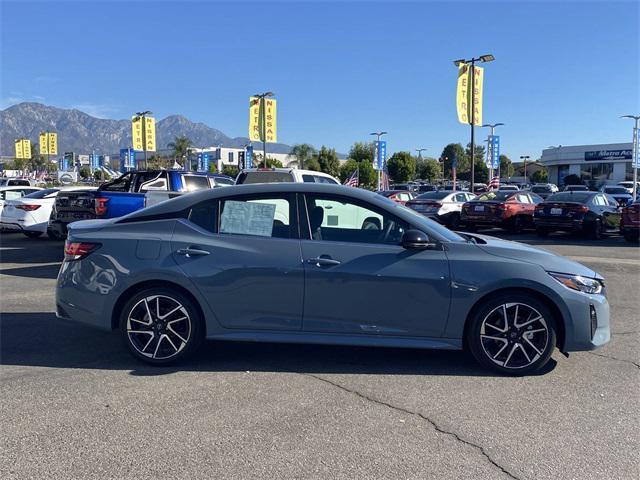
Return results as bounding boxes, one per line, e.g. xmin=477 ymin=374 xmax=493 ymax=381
xmin=2 ymin=0 xmax=639 ymax=160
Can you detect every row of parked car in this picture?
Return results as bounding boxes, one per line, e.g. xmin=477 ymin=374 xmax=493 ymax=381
xmin=380 ymin=187 xmax=640 ymax=243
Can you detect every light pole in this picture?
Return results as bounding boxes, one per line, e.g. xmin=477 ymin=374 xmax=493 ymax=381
xmin=134 ymin=110 xmax=152 ymax=169
xmin=415 ymin=148 xmax=427 ymax=159
xmin=520 ymin=155 xmax=530 ymax=183
xmin=370 ymin=131 xmax=387 ymax=190
xmin=254 ymin=91 xmax=274 ymax=168
xmin=621 ymin=115 xmax=640 ymax=200
xmin=454 ymin=54 xmax=495 ymax=192
xmin=482 ymin=122 xmax=504 ymax=180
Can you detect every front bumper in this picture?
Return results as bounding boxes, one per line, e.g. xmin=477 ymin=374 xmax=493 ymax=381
xmin=561 ymin=290 xmax=610 ymax=351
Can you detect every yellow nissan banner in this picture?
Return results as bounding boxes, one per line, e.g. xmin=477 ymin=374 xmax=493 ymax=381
xmin=48 ymin=132 xmax=58 ymax=155
xmin=264 ymin=98 xmax=277 ymax=143
xmin=40 ymin=133 xmax=49 ymax=155
xmin=15 ymin=139 xmax=24 ymax=159
xmin=132 ymin=116 xmax=144 ymax=151
xmin=144 ymin=117 xmax=156 ymax=152
xmin=23 ymin=139 xmax=32 ymax=158
xmin=456 ymin=65 xmax=484 ymax=126
xmin=248 ymin=96 xmax=262 ymax=141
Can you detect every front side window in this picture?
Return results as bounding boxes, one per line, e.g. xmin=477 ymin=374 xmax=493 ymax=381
xmin=305 ymin=194 xmax=408 ymax=245
xmin=219 ymin=195 xmax=292 ymax=239
xmin=101 ymin=173 xmax=132 ymax=192
xmin=183 ymin=175 xmax=211 ymax=191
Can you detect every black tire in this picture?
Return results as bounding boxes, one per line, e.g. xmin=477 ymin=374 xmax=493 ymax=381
xmin=47 ymin=229 xmax=65 ymax=241
xmin=448 ymin=213 xmax=461 ymax=230
xmin=465 ymin=223 xmax=477 ymax=232
xmin=119 ymin=287 xmax=205 ymax=365
xmin=624 ymin=233 xmax=640 ymax=243
xmin=466 ymin=293 xmax=557 ymax=376
xmin=23 ymin=231 xmax=43 ymax=238
xmin=536 ymin=227 xmax=550 ymax=237
xmin=508 ymin=216 xmax=523 ymax=234
xmin=589 ymin=218 xmax=603 ymax=240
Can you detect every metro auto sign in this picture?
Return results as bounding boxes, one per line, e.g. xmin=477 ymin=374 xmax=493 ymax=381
xmin=584 ymin=149 xmax=632 ymax=161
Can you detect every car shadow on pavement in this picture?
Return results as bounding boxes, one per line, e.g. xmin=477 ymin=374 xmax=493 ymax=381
xmin=0 ymin=312 xmax=557 ymax=377
xmin=0 ymin=263 xmax=61 ymax=279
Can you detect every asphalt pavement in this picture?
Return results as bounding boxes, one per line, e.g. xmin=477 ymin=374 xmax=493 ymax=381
xmin=1 ymin=230 xmax=638 ymax=480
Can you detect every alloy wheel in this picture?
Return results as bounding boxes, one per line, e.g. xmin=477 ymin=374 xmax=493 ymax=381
xmin=479 ymin=302 xmax=549 ymax=370
xmin=126 ymin=295 xmax=192 ymax=360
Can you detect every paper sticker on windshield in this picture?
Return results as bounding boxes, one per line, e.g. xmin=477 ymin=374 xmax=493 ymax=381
xmin=220 ymin=200 xmax=276 ymax=237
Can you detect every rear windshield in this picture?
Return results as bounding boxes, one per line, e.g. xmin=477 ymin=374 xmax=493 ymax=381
xmin=24 ymin=188 xmax=59 ymax=199
xmin=237 ymin=171 xmax=295 ymax=184
xmin=603 ymin=187 xmax=628 ymax=194
xmin=416 ymin=191 xmax=449 ymax=200
xmin=183 ymin=175 xmax=211 ymax=191
xmin=214 ymin=177 xmax=235 ymax=187
xmin=531 ymin=186 xmax=551 ymax=193
xmin=546 ymin=192 xmax=592 ymax=203
xmin=565 ymin=185 xmax=588 ymax=191
xmin=471 ymin=191 xmax=512 ymax=202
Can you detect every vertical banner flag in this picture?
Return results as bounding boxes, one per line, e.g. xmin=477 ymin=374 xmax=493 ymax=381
xmin=40 ymin=133 xmax=49 ymax=155
xmin=246 ymin=145 xmax=254 ymax=169
xmin=248 ymin=97 xmax=261 ymax=142
xmin=487 ymin=135 xmax=500 ymax=168
xmin=21 ymin=139 xmax=31 ymax=158
xmin=132 ymin=116 xmax=143 ymax=151
xmin=15 ymin=139 xmax=24 ymax=159
xmin=456 ymin=65 xmax=484 ymax=125
xmin=248 ymin=97 xmax=278 ymax=143
xmin=48 ymin=132 xmax=58 ymax=155
xmin=144 ymin=117 xmax=156 ymax=151
xmin=376 ymin=140 xmax=387 ymax=170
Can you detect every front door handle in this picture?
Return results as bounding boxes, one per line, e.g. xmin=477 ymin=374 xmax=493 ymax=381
xmin=176 ymin=247 xmax=210 ymax=257
xmin=305 ymin=256 xmax=341 ymax=267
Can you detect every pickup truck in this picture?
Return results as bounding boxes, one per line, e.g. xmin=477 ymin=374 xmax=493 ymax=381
xmin=47 ymin=170 xmax=233 ymax=239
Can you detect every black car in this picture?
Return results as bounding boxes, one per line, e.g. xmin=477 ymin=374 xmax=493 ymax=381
xmin=534 ymin=191 xmax=621 ymax=239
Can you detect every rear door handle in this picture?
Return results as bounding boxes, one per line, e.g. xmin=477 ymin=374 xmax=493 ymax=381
xmin=305 ymin=256 xmax=341 ymax=267
xmin=176 ymin=247 xmax=210 ymax=257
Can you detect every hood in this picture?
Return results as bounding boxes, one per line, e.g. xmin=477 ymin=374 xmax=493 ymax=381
xmin=466 ymin=233 xmax=600 ymax=279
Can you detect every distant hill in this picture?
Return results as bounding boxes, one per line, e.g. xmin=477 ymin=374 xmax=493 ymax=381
xmin=0 ymin=102 xmax=294 ymax=156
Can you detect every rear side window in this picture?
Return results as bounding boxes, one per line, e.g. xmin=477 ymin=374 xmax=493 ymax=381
xmin=236 ymin=171 xmax=294 ymax=184
xmin=188 ymin=201 xmax=218 ymax=233
xmin=8 ymin=179 xmax=31 ymax=186
xmin=218 ymin=194 xmax=293 ymax=238
xmin=24 ymin=188 xmax=59 ymax=199
xmin=183 ymin=175 xmax=210 ymax=191
xmin=302 ymin=174 xmax=315 ymax=183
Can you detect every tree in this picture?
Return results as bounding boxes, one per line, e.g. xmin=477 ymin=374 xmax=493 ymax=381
xmin=531 ymin=168 xmax=548 ymax=183
xmin=416 ymin=157 xmax=441 ymax=182
xmin=440 ymin=143 xmax=467 ymax=179
xmin=147 ymin=154 xmax=167 ymax=170
xmin=563 ymin=173 xmax=582 ymax=186
xmin=316 ymin=146 xmax=340 ymax=178
xmin=79 ymin=167 xmax=91 ymax=179
xmin=254 ymin=154 xmax=283 ymax=168
xmin=290 ymin=144 xmax=317 ymax=169
xmin=348 ymin=142 xmax=375 ymax=163
xmin=93 ymin=169 xmax=104 ymax=182
xmin=499 ymin=154 xmax=514 ymax=178
xmin=387 ymin=151 xmax=416 ymax=183
xmin=305 ymin=157 xmax=321 ymax=171
xmin=222 ymin=165 xmax=239 ymax=177
xmin=167 ymin=135 xmax=193 ymax=161
xmin=339 ymin=158 xmax=376 ymax=190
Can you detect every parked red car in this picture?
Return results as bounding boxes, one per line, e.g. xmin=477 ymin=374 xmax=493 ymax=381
xmin=377 ymin=190 xmax=415 ymax=205
xmin=461 ymin=190 xmax=543 ymax=233
xmin=620 ymin=201 xmax=640 ymax=243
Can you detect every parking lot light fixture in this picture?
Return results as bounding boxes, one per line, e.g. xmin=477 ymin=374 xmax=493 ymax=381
xmin=520 ymin=155 xmax=530 ymax=182
xmin=621 ymin=115 xmax=640 ymax=199
xmin=415 ymin=148 xmax=428 ymax=159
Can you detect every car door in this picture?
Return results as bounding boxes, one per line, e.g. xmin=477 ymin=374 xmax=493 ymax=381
xmin=299 ymin=193 xmax=451 ymax=337
xmin=171 ymin=192 xmax=304 ymax=331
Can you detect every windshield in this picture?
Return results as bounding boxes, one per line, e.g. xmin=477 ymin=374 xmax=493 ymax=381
xmin=237 ymin=171 xmax=295 ymax=184
xmin=546 ymin=192 xmax=592 ymax=203
xmin=471 ymin=191 xmax=512 ymax=202
xmin=23 ymin=188 xmax=59 ymax=199
xmin=531 ymin=186 xmax=551 ymax=193
xmin=416 ymin=191 xmax=449 ymax=200
xmin=566 ymin=185 xmax=587 ymax=191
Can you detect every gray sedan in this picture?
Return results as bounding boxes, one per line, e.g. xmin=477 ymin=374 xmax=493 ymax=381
xmin=56 ymin=183 xmax=610 ymax=375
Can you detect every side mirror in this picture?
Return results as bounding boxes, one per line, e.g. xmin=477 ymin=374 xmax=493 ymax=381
xmin=401 ymin=229 xmax=438 ymax=249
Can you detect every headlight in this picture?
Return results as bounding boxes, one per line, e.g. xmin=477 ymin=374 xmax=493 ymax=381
xmin=549 ymin=272 xmax=603 ymax=294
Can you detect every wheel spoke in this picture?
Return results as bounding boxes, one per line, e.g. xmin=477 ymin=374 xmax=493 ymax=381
xmin=159 ymin=305 xmax=184 ymax=320
xmin=492 ymin=341 xmax=509 ymax=359
xmin=481 ymin=334 xmax=507 ymax=343
xmin=503 ymin=344 xmax=518 ymax=367
xmin=502 ymin=304 xmax=509 ymax=329
xmin=153 ymin=335 xmax=165 ymax=358
xmin=524 ymin=337 xmax=543 ymax=356
xmin=130 ymin=317 xmax=151 ymax=326
xmin=167 ymin=316 xmax=187 ymax=325
xmin=156 ymin=297 xmax=161 ymax=318
xmin=143 ymin=298 xmax=153 ymax=322
xmin=518 ymin=343 xmax=532 ymax=363
xmin=168 ymin=326 xmax=188 ymax=344
xmin=164 ymin=334 xmax=179 ymax=353
xmin=517 ymin=315 xmax=542 ymax=329
xmin=485 ymin=322 xmax=506 ymax=333
xmin=513 ymin=304 xmax=519 ymax=328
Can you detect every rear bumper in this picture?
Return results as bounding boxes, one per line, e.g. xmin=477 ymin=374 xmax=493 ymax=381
xmin=462 ymin=216 xmax=505 ymax=226
xmin=534 ymin=218 xmax=585 ymax=231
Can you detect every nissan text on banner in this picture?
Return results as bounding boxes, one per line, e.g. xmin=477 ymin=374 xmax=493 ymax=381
xmin=456 ymin=64 xmax=484 ymax=126
xmin=39 ymin=133 xmax=49 ymax=155
xmin=15 ymin=139 xmax=31 ymax=159
xmin=48 ymin=132 xmax=58 ymax=155
xmin=248 ymin=97 xmax=278 ymax=143
xmin=144 ymin=117 xmax=156 ymax=152
xmin=15 ymin=139 xmax=24 ymax=159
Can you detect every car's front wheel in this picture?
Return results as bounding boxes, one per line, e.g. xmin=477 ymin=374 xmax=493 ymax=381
xmin=119 ymin=288 xmax=204 ymax=365
xmin=467 ymin=294 xmax=557 ymax=375
xmin=23 ymin=231 xmax=43 ymax=238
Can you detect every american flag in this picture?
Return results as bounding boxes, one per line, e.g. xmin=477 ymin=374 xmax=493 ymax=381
xmin=344 ymin=168 xmax=359 ymax=187
xmin=489 ymin=175 xmax=500 ymax=190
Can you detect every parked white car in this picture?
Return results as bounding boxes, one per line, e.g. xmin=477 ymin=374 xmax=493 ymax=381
xmin=0 ymin=177 xmax=34 ymax=187
xmin=617 ymin=181 xmax=640 ymax=194
xmin=236 ymin=168 xmax=340 ymax=185
xmin=405 ymin=190 xmax=477 ymax=229
xmin=0 ymin=186 xmax=43 ymax=221
xmin=0 ymin=187 xmax=94 ymax=238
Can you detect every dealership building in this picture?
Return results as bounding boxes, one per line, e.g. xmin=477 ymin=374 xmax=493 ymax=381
xmin=539 ymin=142 xmax=634 ymax=188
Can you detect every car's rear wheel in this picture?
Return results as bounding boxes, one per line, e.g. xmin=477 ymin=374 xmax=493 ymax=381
xmin=467 ymin=293 xmax=557 ymax=375
xmin=23 ymin=231 xmax=43 ymax=238
xmin=119 ymin=288 xmax=204 ymax=365
xmin=589 ymin=218 xmax=604 ymax=240
xmin=624 ymin=233 xmax=640 ymax=243
xmin=535 ymin=227 xmax=550 ymax=237
xmin=46 ymin=229 xmax=65 ymax=241
xmin=448 ymin=213 xmax=461 ymax=230
xmin=508 ymin=215 xmax=523 ymax=234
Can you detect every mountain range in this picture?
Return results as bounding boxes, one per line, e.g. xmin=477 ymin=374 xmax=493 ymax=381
xmin=0 ymin=103 xmax=293 ymax=156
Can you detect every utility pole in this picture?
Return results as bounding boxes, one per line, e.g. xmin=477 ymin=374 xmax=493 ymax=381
xmin=621 ymin=115 xmax=640 ymax=200
xmin=520 ymin=155 xmax=530 ymax=183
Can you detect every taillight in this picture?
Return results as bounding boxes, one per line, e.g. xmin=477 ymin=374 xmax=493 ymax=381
xmin=535 ymin=204 xmax=544 ymax=211
xmin=15 ymin=204 xmax=41 ymax=211
xmin=576 ymin=206 xmax=589 ymax=213
xmin=94 ymin=197 xmax=110 ymax=216
xmin=496 ymin=203 xmax=507 ymax=210
xmin=432 ymin=202 xmax=443 ymax=208
xmin=64 ymin=241 xmax=100 ymax=261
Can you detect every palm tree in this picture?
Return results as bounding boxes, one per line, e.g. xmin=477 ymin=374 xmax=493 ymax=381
xmin=167 ymin=135 xmax=193 ymax=163
xmin=290 ymin=143 xmax=317 ymax=169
